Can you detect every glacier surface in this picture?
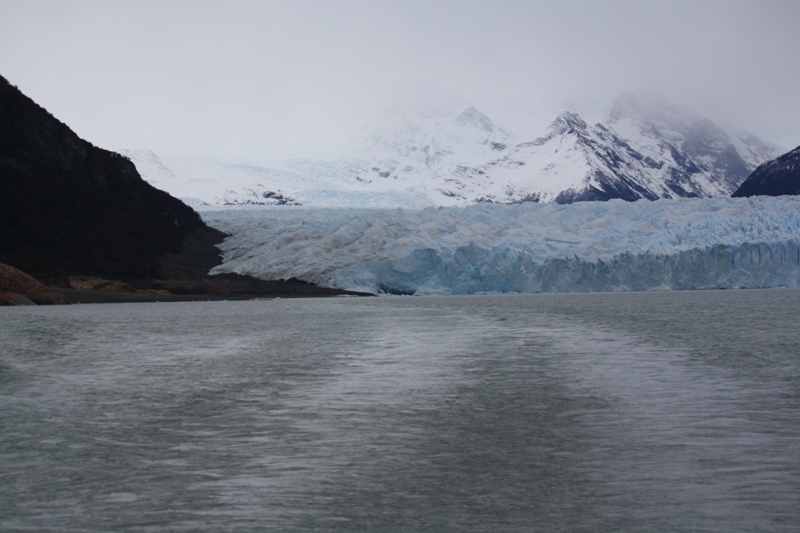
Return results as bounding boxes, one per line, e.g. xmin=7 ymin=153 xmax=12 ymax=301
xmin=203 ymin=197 xmax=800 ymax=295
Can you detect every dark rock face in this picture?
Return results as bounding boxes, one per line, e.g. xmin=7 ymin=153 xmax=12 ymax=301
xmin=732 ymin=146 xmax=800 ymax=197
xmin=0 ymin=74 xmax=224 ymax=281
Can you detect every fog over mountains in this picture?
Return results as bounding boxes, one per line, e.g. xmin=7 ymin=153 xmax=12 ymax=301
xmin=126 ymin=92 xmax=781 ymax=209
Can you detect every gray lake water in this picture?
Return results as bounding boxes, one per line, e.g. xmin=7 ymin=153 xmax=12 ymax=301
xmin=1 ymin=289 xmax=799 ymax=532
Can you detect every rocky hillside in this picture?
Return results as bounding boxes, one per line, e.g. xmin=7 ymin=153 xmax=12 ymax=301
xmin=0 ymin=74 xmax=224 ymax=282
xmin=732 ymin=145 xmax=800 ymax=197
xmin=0 ymin=261 xmax=69 ymax=305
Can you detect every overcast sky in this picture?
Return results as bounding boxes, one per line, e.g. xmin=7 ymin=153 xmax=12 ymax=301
xmin=2 ymin=0 xmax=799 ymax=162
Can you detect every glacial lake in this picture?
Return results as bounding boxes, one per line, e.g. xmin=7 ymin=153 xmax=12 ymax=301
xmin=1 ymin=289 xmax=799 ymax=532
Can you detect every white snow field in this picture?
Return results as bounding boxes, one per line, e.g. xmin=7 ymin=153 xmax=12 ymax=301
xmin=202 ymin=196 xmax=800 ymax=295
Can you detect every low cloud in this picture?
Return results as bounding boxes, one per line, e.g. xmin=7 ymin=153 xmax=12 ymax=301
xmin=2 ymin=0 xmax=798 ymax=161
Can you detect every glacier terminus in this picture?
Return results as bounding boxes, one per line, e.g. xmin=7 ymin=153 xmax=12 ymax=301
xmin=202 ymin=197 xmax=800 ymax=295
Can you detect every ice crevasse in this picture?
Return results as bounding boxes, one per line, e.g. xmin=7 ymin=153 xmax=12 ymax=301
xmin=202 ymin=196 xmax=800 ymax=295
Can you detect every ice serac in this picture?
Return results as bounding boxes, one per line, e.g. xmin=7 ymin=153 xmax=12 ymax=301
xmin=204 ymin=197 xmax=800 ymax=295
xmin=733 ymin=146 xmax=800 ymax=198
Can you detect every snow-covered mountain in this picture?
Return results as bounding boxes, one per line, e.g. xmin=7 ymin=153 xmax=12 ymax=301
xmin=124 ymin=92 xmax=781 ymax=208
xmin=733 ymin=145 xmax=800 ymax=197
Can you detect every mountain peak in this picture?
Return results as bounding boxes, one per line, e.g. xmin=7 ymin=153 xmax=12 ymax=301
xmin=455 ymin=106 xmax=496 ymax=133
xmin=550 ymin=111 xmax=588 ymax=134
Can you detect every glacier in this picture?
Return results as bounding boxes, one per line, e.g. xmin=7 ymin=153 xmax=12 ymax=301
xmin=202 ymin=197 xmax=800 ymax=295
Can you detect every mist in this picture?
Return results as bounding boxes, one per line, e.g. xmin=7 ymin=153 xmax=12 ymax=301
xmin=2 ymin=0 xmax=798 ymax=162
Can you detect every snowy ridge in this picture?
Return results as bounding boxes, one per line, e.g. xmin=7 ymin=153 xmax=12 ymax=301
xmin=732 ymin=131 xmax=783 ymax=171
xmin=203 ymin=197 xmax=800 ymax=295
xmin=733 ymin=145 xmax=800 ymax=197
xmin=119 ymin=151 xmax=303 ymax=206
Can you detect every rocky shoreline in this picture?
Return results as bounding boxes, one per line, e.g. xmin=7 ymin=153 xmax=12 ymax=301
xmin=0 ymin=262 xmax=371 ymax=306
xmin=56 ymin=285 xmax=370 ymax=304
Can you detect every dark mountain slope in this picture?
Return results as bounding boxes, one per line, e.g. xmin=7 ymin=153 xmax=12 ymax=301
xmin=0 ymin=74 xmax=224 ymax=281
xmin=732 ymin=145 xmax=800 ymax=197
